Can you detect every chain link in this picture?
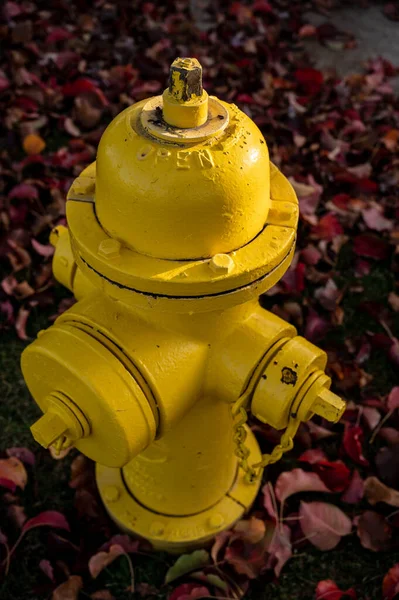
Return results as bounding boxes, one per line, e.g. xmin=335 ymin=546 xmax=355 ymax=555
xmin=232 ymin=396 xmax=300 ymax=484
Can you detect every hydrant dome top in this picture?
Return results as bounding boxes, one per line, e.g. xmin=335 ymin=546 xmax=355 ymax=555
xmin=94 ymin=57 xmax=272 ymax=260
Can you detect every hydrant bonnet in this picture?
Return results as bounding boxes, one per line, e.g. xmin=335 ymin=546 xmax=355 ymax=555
xmin=94 ymin=57 xmax=272 ymax=260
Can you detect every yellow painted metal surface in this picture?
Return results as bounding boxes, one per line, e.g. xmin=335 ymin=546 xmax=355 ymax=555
xmin=21 ymin=57 xmax=346 ymax=552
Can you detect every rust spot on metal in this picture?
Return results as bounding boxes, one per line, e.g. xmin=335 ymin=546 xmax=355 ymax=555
xmin=169 ymin=60 xmax=203 ymax=101
xmin=281 ymin=367 xmax=297 ymax=386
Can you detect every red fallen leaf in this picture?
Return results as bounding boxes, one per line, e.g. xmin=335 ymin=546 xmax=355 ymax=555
xmin=0 ymin=478 xmax=16 ymax=492
xmin=299 ymin=501 xmax=352 ymax=550
xmin=31 ymin=239 xmax=54 ymax=258
xmin=275 ymin=468 xmax=331 ymax=505
xmin=46 ymin=27 xmax=73 ymax=44
xmin=62 ymin=78 xmax=99 ymax=97
xmin=15 ymin=307 xmax=30 ymax=340
xmin=169 ymin=583 xmax=210 ymax=600
xmin=281 ymin=260 xmax=306 ymax=294
xmin=252 ymin=0 xmax=273 ymax=13
xmin=355 ymin=511 xmax=392 ymax=552
xmin=0 ymin=73 xmax=10 ymax=93
xmin=89 ymin=544 xmax=125 ymax=578
xmin=299 ymin=448 xmax=327 ymax=464
xmin=342 ymin=470 xmax=364 ymax=504
xmin=39 ymin=558 xmax=55 ymax=581
xmin=383 ymin=564 xmax=399 ymax=600
xmin=14 ymin=96 xmax=39 ymax=112
xmin=362 ymin=206 xmax=393 ymax=232
xmin=294 ymin=68 xmax=324 ymax=95
xmin=307 ymin=421 xmax=336 ymax=441
xmin=331 ymin=193 xmax=351 ymax=210
xmin=387 ymin=387 xmax=399 ymax=411
xmin=362 ymin=406 xmax=381 ymax=430
xmin=224 ymin=538 xmax=265 ymax=579
xmin=6 ymin=447 xmax=35 ymax=466
xmin=130 ymin=80 xmax=161 ymax=97
xmin=353 ymin=234 xmax=390 ymax=260
xmin=210 ymin=530 xmax=231 ymax=564
xmin=1 ymin=300 xmax=14 ymax=324
xmin=315 ymin=579 xmax=357 ymax=600
xmin=307 ymin=459 xmax=351 ymax=493
xmin=289 ymin=175 xmax=323 ymax=216
xmin=265 ymin=523 xmax=292 ymax=577
xmin=52 ymin=575 xmax=83 ymax=600
xmin=235 ymin=58 xmax=254 ymax=68
xmin=311 ymin=214 xmax=344 ymax=241
xmin=262 ymin=482 xmax=278 ymax=521
xmin=351 ymin=177 xmax=378 ymax=194
xmin=301 ymin=244 xmax=322 ymax=265
xmin=379 ymin=427 xmax=399 ymax=446
xmin=8 ymin=183 xmax=39 ymax=201
xmin=22 ymin=510 xmax=70 ymax=534
xmin=314 ymin=280 xmax=340 ymax=312
xmin=342 ymin=424 xmax=369 ymax=466
xmin=236 ymin=93 xmax=257 ymax=105
xmin=0 ymin=457 xmax=27 ymax=489
xmin=304 ymin=309 xmax=331 ymax=343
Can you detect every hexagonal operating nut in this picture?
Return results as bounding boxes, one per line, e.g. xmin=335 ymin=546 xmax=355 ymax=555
xmin=169 ymin=57 xmax=203 ymax=102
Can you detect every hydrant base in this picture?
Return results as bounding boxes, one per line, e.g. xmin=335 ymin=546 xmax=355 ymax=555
xmin=96 ymin=426 xmax=262 ymax=553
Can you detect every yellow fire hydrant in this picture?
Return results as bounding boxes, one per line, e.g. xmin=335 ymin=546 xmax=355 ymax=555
xmin=21 ymin=58 xmax=346 ymax=552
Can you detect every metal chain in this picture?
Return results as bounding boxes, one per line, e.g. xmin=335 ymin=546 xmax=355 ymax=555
xmin=232 ymin=396 xmax=300 ymax=484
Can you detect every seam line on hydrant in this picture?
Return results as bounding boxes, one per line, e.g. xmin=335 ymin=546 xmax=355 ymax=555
xmin=78 ymin=249 xmax=295 ymax=300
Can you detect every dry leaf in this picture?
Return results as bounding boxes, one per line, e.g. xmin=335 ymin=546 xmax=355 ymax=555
xmin=52 ymin=575 xmax=83 ymax=600
xmin=0 ymin=457 xmax=28 ymax=490
xmin=233 ymin=517 xmax=266 ymax=544
xmin=355 ymin=511 xmax=392 ymax=552
xmin=89 ymin=544 xmax=125 ymax=579
xmin=299 ymin=501 xmax=352 ymax=550
xmin=275 ymin=468 xmax=331 ymax=504
xmin=22 ymin=133 xmax=46 ymax=155
xmin=364 ymin=476 xmax=399 ymax=507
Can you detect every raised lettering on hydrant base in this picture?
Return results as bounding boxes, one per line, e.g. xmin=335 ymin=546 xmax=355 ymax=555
xmin=21 ymin=58 xmax=346 ymax=553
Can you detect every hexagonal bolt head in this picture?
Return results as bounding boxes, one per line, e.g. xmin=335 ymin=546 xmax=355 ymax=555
xmin=168 ymin=57 xmax=203 ymax=102
xmin=98 ymin=238 xmax=121 ymax=259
